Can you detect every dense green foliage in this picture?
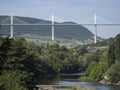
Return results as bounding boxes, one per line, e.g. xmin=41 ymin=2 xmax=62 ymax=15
xmin=0 ymin=71 xmax=28 ymax=90
xmin=0 ymin=33 xmax=119 ymax=90
xmin=105 ymin=62 xmax=120 ymax=83
xmin=106 ymin=34 xmax=120 ymax=83
xmin=0 ymin=37 xmax=55 ymax=90
xmin=105 ymin=34 xmax=120 ymax=83
xmin=80 ymin=61 xmax=108 ymax=82
xmin=80 ymin=34 xmax=120 ymax=83
xmin=108 ymin=42 xmax=115 ymax=66
xmin=41 ymin=44 xmax=81 ymax=73
xmin=115 ymin=34 xmax=120 ymax=62
xmin=108 ymin=34 xmax=120 ymax=66
xmin=0 ymin=36 xmax=93 ymax=89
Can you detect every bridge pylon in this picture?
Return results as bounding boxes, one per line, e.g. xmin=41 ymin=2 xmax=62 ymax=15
xmin=10 ymin=14 xmax=13 ymax=38
xmin=52 ymin=14 xmax=54 ymax=41
xmin=94 ymin=14 xmax=97 ymax=44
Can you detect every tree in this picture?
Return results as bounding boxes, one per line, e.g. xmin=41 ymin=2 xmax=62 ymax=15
xmin=0 ymin=22 xmax=1 ymax=36
xmin=115 ymin=34 xmax=120 ymax=62
xmin=0 ymin=71 xmax=28 ymax=90
xmin=2 ymin=38 xmax=29 ymax=71
xmin=108 ymin=42 xmax=115 ymax=66
xmin=107 ymin=34 xmax=120 ymax=66
xmin=0 ymin=37 xmax=13 ymax=73
xmin=77 ymin=48 xmax=88 ymax=55
xmin=100 ymin=49 xmax=108 ymax=63
xmin=105 ymin=62 xmax=120 ymax=82
xmin=80 ymin=61 xmax=108 ymax=82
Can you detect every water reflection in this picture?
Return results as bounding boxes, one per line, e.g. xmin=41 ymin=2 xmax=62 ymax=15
xmin=36 ymin=73 xmax=120 ymax=90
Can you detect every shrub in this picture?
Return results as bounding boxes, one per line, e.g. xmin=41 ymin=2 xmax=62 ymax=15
xmin=80 ymin=61 xmax=108 ymax=82
xmin=105 ymin=62 xmax=120 ymax=82
xmin=0 ymin=71 xmax=28 ymax=90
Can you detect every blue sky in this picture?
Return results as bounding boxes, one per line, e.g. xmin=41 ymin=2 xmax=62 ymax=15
xmin=0 ymin=0 xmax=120 ymax=38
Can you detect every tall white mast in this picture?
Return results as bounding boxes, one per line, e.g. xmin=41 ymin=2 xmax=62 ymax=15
xmin=94 ymin=14 xmax=97 ymax=43
xmin=10 ymin=14 xmax=13 ymax=38
xmin=52 ymin=14 xmax=54 ymax=41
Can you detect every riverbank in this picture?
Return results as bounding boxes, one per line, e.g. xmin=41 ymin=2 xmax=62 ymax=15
xmin=99 ymin=79 xmax=120 ymax=86
xmin=35 ymin=85 xmax=96 ymax=90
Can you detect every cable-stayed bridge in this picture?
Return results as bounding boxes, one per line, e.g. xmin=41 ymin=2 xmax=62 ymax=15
xmin=0 ymin=14 xmax=120 ymax=44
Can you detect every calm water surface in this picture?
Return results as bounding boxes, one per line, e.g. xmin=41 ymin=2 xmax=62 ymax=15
xmin=36 ymin=73 xmax=120 ymax=90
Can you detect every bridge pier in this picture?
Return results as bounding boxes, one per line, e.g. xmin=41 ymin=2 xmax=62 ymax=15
xmin=52 ymin=14 xmax=54 ymax=41
xmin=10 ymin=14 xmax=13 ymax=38
xmin=94 ymin=14 xmax=97 ymax=44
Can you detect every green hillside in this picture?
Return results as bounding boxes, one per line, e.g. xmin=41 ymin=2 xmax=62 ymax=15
xmin=0 ymin=15 xmax=94 ymax=42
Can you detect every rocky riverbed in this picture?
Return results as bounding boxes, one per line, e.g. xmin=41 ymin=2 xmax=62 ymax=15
xmin=99 ymin=80 xmax=120 ymax=86
xmin=35 ymin=85 xmax=96 ymax=90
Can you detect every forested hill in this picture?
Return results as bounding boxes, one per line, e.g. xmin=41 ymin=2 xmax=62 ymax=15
xmin=0 ymin=15 xmax=94 ymax=41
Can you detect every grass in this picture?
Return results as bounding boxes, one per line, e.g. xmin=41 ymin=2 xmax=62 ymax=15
xmin=21 ymin=34 xmax=85 ymax=48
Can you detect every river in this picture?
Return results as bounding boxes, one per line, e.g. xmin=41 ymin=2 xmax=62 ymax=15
xmin=36 ymin=73 xmax=120 ymax=90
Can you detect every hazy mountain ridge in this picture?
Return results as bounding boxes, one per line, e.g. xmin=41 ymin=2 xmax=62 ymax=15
xmin=0 ymin=15 xmax=96 ymax=42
